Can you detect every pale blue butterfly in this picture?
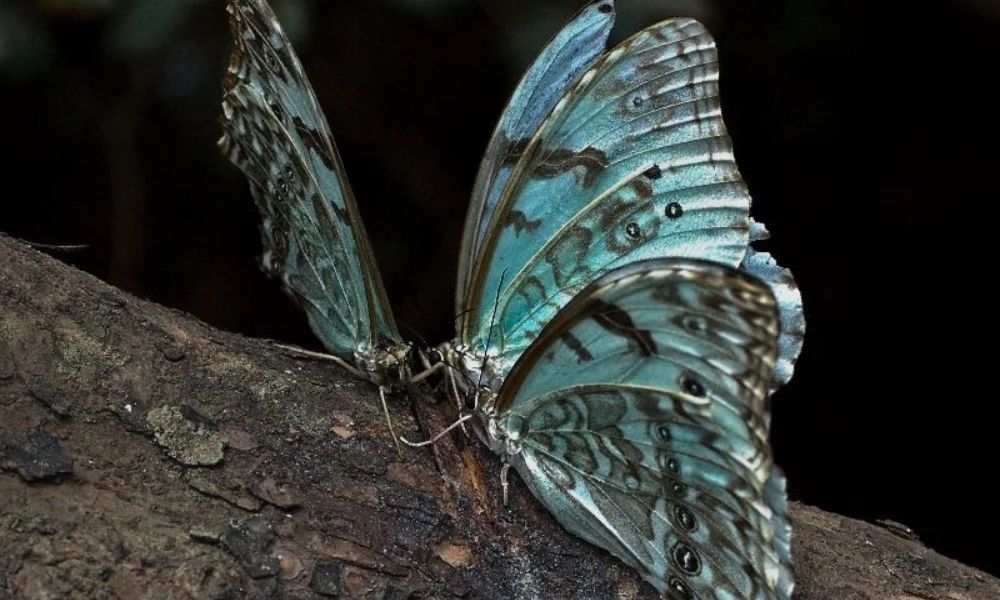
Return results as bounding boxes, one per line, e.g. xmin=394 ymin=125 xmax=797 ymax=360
xmin=219 ymin=0 xmax=426 ymax=448
xmin=442 ymin=2 xmax=802 ymax=597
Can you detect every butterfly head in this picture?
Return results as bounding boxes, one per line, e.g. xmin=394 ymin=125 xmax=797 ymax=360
xmin=356 ymin=341 xmax=414 ymax=389
xmin=469 ymin=385 xmax=497 ymax=413
xmin=383 ymin=341 xmax=413 ymax=381
xmin=385 ymin=341 xmax=413 ymax=366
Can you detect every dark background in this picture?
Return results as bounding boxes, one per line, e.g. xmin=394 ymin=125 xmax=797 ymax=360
xmin=2 ymin=0 xmax=996 ymax=577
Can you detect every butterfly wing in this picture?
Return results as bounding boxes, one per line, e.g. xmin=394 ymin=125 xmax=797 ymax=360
xmin=493 ymin=259 xmax=792 ymax=598
xmin=459 ymin=15 xmax=756 ymax=381
xmin=741 ymin=248 xmax=804 ymax=390
xmin=455 ymin=0 xmax=616 ymax=313
xmin=220 ymin=0 xmax=400 ymax=358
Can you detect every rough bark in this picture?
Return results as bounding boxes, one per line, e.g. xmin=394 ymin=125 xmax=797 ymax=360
xmin=0 ymin=235 xmax=995 ymax=600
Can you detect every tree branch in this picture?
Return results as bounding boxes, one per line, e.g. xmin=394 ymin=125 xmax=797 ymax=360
xmin=0 ymin=235 xmax=995 ymax=599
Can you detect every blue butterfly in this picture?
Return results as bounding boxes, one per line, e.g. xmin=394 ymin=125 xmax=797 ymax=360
xmin=219 ymin=0 xmax=804 ymax=597
xmin=435 ymin=4 xmax=802 ymax=596
xmin=219 ymin=0 xmax=422 ymax=446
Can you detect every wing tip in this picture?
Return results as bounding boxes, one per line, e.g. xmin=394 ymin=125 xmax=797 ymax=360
xmin=582 ymin=0 xmax=617 ymax=19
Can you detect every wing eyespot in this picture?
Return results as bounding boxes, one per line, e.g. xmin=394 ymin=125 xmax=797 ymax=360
xmin=625 ymin=221 xmax=642 ymax=240
xmin=668 ymin=576 xmax=694 ymax=599
xmin=263 ymin=48 xmax=280 ymax=73
xmin=672 ymin=542 xmax=702 ymax=575
xmin=681 ymin=375 xmax=705 ymax=397
xmin=674 ymin=505 xmax=697 ymax=532
xmin=683 ymin=315 xmax=706 ymax=333
xmin=665 ymin=202 xmax=684 ymax=219
xmin=668 ymin=478 xmax=687 ymax=495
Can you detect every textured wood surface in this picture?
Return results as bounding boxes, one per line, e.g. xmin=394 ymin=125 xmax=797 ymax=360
xmin=1 ymin=235 xmax=995 ymax=599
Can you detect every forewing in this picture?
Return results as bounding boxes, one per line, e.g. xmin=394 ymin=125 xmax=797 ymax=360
xmin=456 ymin=0 xmax=616 ymax=313
xmin=220 ymin=0 xmax=399 ymax=356
xmin=462 ymin=18 xmax=752 ymax=377
xmin=496 ymin=259 xmax=792 ymax=598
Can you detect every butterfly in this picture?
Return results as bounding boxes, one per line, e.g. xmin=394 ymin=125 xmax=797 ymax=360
xmin=218 ymin=0 xmax=803 ymax=597
xmin=434 ymin=2 xmax=803 ymax=597
xmin=219 ymin=0 xmax=428 ymax=446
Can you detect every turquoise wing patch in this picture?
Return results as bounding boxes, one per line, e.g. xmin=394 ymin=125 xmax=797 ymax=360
xmin=457 ymin=0 xmax=616 ymax=312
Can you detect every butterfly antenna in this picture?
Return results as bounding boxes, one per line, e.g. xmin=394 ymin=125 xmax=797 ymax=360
xmin=4 ymin=234 xmax=89 ymax=252
xmin=399 ymin=322 xmax=429 ymax=350
xmin=447 ymin=306 xmax=475 ymax=332
xmin=410 ymin=289 xmax=433 ymax=344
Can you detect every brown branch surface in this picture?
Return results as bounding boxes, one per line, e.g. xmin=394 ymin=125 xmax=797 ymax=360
xmin=0 ymin=235 xmax=995 ymax=600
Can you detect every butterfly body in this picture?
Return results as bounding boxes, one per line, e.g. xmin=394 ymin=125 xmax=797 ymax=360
xmin=433 ymin=342 xmax=500 ymax=400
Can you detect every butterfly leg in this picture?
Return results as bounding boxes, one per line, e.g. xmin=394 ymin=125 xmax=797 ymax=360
xmin=443 ymin=365 xmax=469 ymax=436
xmin=415 ymin=363 xmax=470 ymax=437
xmin=408 ymin=359 xmax=443 ymax=384
xmin=379 ymin=385 xmax=403 ymax=455
xmin=500 ymin=462 xmax=511 ymax=506
xmin=407 ymin=351 xmax=471 ymax=440
xmin=273 ymin=343 xmax=367 ymax=378
xmin=399 ymin=412 xmax=473 ymax=447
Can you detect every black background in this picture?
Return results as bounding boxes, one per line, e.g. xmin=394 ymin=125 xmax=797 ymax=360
xmin=2 ymin=0 xmax=995 ymax=577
